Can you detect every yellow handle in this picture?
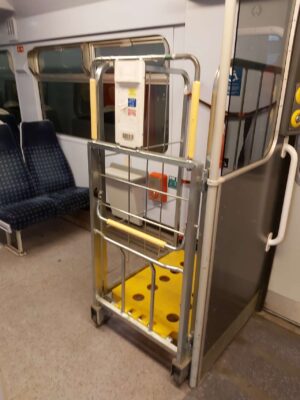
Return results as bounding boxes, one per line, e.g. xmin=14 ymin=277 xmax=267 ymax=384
xmin=90 ymin=78 xmax=98 ymax=140
xmin=187 ymin=81 xmax=201 ymax=159
xmin=106 ymin=218 xmax=167 ymax=248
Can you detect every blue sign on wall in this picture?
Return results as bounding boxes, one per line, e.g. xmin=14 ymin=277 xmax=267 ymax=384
xmin=228 ymin=66 xmax=243 ymax=96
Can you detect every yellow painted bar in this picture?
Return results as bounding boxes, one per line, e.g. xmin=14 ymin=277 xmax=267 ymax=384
xmin=106 ymin=218 xmax=167 ymax=248
xmin=187 ymin=81 xmax=201 ymax=159
xmin=90 ymin=78 xmax=98 ymax=140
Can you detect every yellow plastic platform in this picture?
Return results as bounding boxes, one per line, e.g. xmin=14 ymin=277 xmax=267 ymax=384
xmin=112 ymin=250 xmax=193 ymax=342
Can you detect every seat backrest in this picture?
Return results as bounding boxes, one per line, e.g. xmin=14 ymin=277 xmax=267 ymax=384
xmin=0 ymin=124 xmax=34 ymax=207
xmin=0 ymin=114 xmax=20 ymax=145
xmin=21 ymin=120 xmax=75 ymax=195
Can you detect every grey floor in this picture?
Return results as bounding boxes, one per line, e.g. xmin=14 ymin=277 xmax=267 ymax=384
xmin=0 ymin=219 xmax=299 ymax=400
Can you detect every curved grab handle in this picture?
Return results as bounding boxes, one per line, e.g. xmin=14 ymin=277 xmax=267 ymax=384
xmin=266 ymin=141 xmax=298 ymax=252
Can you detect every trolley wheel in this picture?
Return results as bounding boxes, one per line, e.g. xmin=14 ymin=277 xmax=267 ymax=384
xmin=171 ymin=358 xmax=191 ymax=386
xmin=91 ymin=304 xmax=109 ymax=327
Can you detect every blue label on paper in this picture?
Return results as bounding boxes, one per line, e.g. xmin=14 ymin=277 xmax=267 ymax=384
xmin=228 ymin=66 xmax=243 ymax=96
xmin=128 ymin=98 xmax=137 ymax=107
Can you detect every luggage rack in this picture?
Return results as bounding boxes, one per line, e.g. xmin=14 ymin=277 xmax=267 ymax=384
xmin=88 ymin=54 xmax=203 ymax=384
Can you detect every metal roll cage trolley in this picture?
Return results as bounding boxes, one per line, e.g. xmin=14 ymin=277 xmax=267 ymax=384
xmin=88 ymin=53 xmax=203 ymax=385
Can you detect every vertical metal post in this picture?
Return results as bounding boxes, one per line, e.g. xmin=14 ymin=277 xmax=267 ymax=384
xmin=148 ymin=263 xmax=156 ymax=331
xmin=173 ymin=164 xmax=202 ymax=382
xmin=190 ymin=0 xmax=238 ymax=388
xmin=120 ymin=249 xmax=126 ymax=313
xmin=16 ymin=231 xmax=24 ymax=255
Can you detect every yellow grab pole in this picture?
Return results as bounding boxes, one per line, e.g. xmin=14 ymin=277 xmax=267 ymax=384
xmin=187 ymin=81 xmax=201 ymax=159
xmin=90 ymin=78 xmax=98 ymax=140
xmin=106 ymin=218 xmax=167 ymax=248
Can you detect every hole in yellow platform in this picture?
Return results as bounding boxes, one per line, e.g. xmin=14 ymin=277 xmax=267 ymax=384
xmin=133 ymin=293 xmax=144 ymax=301
xmin=159 ymin=275 xmax=170 ymax=282
xmin=147 ymin=284 xmax=158 ymax=290
xmin=167 ymin=313 xmax=179 ymax=323
xmin=180 ymin=261 xmax=184 ymax=266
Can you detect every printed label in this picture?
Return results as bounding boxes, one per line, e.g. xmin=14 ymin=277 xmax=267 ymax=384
xmin=228 ymin=66 xmax=243 ymax=96
xmin=168 ymin=176 xmax=177 ymax=189
xmin=128 ymin=98 xmax=137 ymax=108
xmin=128 ymin=88 xmax=137 ymax=97
xmin=128 ymin=109 xmax=136 ymax=116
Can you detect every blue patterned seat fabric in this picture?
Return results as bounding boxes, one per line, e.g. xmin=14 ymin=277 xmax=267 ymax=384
xmin=0 ymin=196 xmax=57 ymax=231
xmin=22 ymin=120 xmax=89 ymax=215
xmin=0 ymin=124 xmax=57 ymax=230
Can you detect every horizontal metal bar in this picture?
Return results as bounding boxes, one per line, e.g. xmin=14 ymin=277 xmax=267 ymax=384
xmin=99 ymin=173 xmax=188 ymax=201
xmin=94 ymin=228 xmax=183 ymax=273
xmin=0 ymin=220 xmax=12 ymax=234
xmin=101 ymin=201 xmax=184 ymax=236
xmin=226 ymin=101 xmax=277 ymax=120
xmin=232 ymin=58 xmax=282 ymax=74
xmin=92 ymin=53 xmax=200 ymax=80
xmin=146 ymin=65 xmax=190 ymax=87
xmin=95 ymin=294 xmax=177 ymax=354
xmin=89 ymin=141 xmax=197 ymax=169
xmin=37 ymin=73 xmax=88 ymax=83
xmin=97 ymin=206 xmax=179 ymax=251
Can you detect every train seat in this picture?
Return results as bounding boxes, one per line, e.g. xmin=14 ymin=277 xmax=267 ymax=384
xmin=21 ymin=120 xmax=89 ymax=215
xmin=0 ymin=124 xmax=57 ymax=231
xmin=0 ymin=113 xmax=20 ymax=145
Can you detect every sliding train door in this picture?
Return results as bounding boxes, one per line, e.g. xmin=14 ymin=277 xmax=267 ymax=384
xmin=190 ymin=0 xmax=298 ymax=387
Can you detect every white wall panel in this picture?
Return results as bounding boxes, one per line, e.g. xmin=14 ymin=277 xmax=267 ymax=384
xmin=0 ymin=0 xmax=185 ymax=45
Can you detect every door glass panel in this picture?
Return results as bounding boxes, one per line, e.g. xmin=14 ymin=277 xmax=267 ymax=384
xmin=222 ymin=0 xmax=293 ymax=175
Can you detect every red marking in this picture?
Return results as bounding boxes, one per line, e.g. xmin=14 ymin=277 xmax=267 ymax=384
xmin=181 ymin=179 xmax=191 ymax=184
xmin=17 ymin=45 xmax=24 ymax=53
xmin=128 ymin=109 xmax=136 ymax=116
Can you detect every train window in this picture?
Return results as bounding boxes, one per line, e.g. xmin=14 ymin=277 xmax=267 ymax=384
xmin=30 ymin=36 xmax=169 ymax=152
xmin=0 ymin=51 xmax=20 ymax=122
xmin=29 ymin=44 xmax=91 ymax=138
xmin=222 ymin=0 xmax=293 ymax=175
xmin=38 ymin=47 xmax=84 ymax=74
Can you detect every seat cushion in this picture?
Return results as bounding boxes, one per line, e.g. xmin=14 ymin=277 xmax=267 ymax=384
xmin=0 ymin=196 xmax=57 ymax=231
xmin=48 ymin=187 xmax=89 ymax=215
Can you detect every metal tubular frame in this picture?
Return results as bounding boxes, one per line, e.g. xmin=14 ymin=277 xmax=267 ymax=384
xmin=89 ymin=54 xmax=202 ymax=384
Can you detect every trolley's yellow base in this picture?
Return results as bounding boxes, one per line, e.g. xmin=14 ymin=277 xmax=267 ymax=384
xmin=112 ymin=250 xmax=192 ymax=342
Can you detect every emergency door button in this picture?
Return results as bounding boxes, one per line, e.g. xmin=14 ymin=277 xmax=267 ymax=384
xmin=295 ymin=87 xmax=300 ymax=105
xmin=290 ymin=109 xmax=300 ymax=129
